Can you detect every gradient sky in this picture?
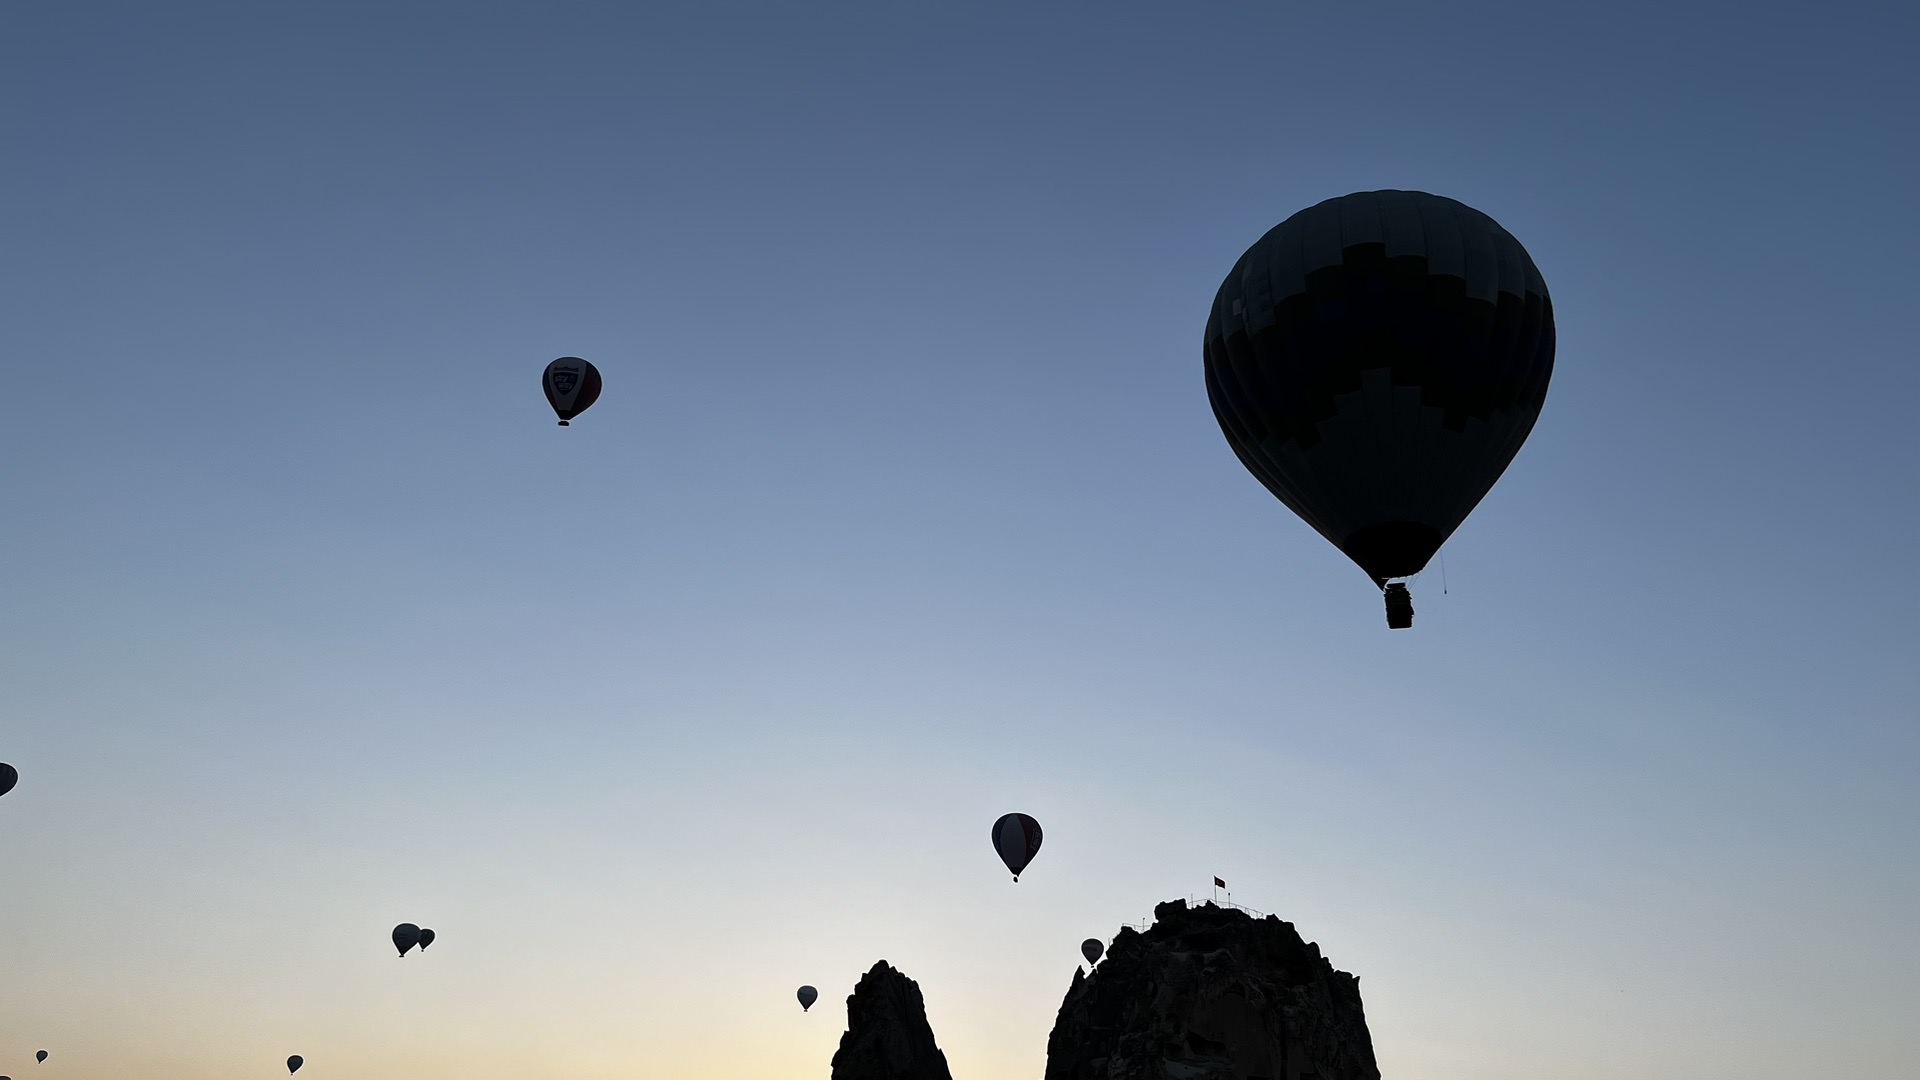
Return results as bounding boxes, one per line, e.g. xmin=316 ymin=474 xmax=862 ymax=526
xmin=2 ymin=3 xmax=1916 ymax=1078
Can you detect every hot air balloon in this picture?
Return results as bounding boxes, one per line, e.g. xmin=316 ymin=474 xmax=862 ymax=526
xmin=1081 ymin=938 xmax=1103 ymax=965
xmin=418 ymin=928 xmax=435 ymax=951
xmin=34 ymin=1053 xmax=46 ymax=1063
xmin=796 ymin=985 xmax=818 ymax=1012
xmin=0 ymin=763 xmax=15 ymax=798
xmin=991 ymin=813 xmax=1043 ymax=881
xmin=287 ymin=1055 xmax=303 ymax=1074
xmin=543 ymin=357 xmax=602 ymax=426
xmin=1204 ymin=190 xmax=1554 ymax=628
xmin=393 ymin=922 xmax=421 ymax=957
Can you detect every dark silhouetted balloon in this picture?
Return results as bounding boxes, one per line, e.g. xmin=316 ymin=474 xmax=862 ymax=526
xmin=543 ymin=357 xmax=602 ymax=426
xmin=991 ymin=813 xmax=1043 ymax=881
xmin=797 ymin=985 xmax=817 ymax=1012
xmin=35 ymin=1052 xmax=46 ymax=1063
xmin=287 ymin=1055 xmax=302 ymax=1074
xmin=418 ymin=928 xmax=435 ymax=951
xmin=0 ymin=763 xmax=15 ymax=798
xmin=393 ymin=923 xmax=421 ymax=957
xmin=1081 ymin=938 xmax=1103 ymax=965
xmin=1204 ymin=190 xmax=1554 ymax=628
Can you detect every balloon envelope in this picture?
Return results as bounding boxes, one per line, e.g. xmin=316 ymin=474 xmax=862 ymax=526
xmin=991 ymin=813 xmax=1043 ymax=880
xmin=797 ymin=985 xmax=818 ymax=1011
xmin=393 ymin=922 xmax=421 ymax=957
xmin=418 ymin=928 xmax=435 ymax=951
xmin=35 ymin=1052 xmax=46 ymax=1063
xmin=542 ymin=357 xmax=602 ymax=425
xmin=287 ymin=1055 xmax=303 ymax=1074
xmin=1204 ymin=190 xmax=1554 ymax=605
xmin=0 ymin=762 xmax=15 ymax=798
xmin=1081 ymin=938 xmax=1103 ymax=965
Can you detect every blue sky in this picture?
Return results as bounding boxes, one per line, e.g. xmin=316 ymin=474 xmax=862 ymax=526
xmin=2 ymin=3 xmax=1915 ymax=1078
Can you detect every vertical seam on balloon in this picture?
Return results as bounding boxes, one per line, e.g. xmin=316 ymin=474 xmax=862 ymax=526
xmin=1287 ymin=205 xmax=1351 ymax=545
xmin=1246 ymin=219 xmax=1339 ymax=543
xmin=1425 ymin=197 xmax=1489 ymax=547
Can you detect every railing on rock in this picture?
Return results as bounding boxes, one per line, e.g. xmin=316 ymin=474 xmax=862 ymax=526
xmin=1188 ymin=894 xmax=1268 ymax=919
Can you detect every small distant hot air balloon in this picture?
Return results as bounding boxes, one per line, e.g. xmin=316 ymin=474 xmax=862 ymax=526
xmin=0 ymin=762 xmax=16 ymax=798
xmin=543 ymin=357 xmax=602 ymax=426
xmin=1081 ymin=938 xmax=1103 ymax=965
xmin=287 ymin=1055 xmax=303 ymax=1074
xmin=418 ymin=928 xmax=435 ymax=951
xmin=991 ymin=813 xmax=1043 ymax=881
xmin=35 ymin=1052 xmax=46 ymax=1063
xmin=393 ymin=922 xmax=421 ymax=957
xmin=797 ymin=985 xmax=818 ymax=1012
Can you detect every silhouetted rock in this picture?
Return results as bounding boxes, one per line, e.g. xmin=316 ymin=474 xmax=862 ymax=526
xmin=831 ymin=960 xmax=955 ymax=1080
xmin=1045 ymin=900 xmax=1379 ymax=1080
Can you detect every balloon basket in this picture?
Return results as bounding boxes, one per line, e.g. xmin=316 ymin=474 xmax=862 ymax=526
xmin=1384 ymin=583 xmax=1413 ymax=629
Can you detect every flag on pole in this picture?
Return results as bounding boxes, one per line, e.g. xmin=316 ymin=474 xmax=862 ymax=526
xmin=1214 ymin=877 xmax=1226 ymax=888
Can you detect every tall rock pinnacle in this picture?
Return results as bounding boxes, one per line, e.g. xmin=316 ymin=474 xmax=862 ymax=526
xmin=831 ymin=960 xmax=955 ymax=1080
xmin=1045 ymin=900 xmax=1380 ymax=1080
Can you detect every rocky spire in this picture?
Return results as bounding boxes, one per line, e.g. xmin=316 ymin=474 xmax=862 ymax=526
xmin=1045 ymin=900 xmax=1380 ymax=1080
xmin=830 ymin=960 xmax=955 ymax=1080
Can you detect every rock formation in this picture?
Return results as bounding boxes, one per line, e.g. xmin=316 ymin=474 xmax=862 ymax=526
xmin=1044 ymin=900 xmax=1380 ymax=1080
xmin=831 ymin=959 xmax=955 ymax=1080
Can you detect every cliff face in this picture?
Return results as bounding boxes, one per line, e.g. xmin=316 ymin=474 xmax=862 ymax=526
xmin=831 ymin=960 xmax=955 ymax=1080
xmin=1044 ymin=900 xmax=1380 ymax=1080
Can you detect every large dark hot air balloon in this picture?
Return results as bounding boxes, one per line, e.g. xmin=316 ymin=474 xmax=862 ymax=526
xmin=417 ymin=928 xmax=435 ymax=951
xmin=796 ymin=985 xmax=817 ymax=1012
xmin=286 ymin=1055 xmax=303 ymax=1074
xmin=1204 ymin=190 xmax=1554 ymax=628
xmin=1081 ymin=938 xmax=1103 ymax=965
xmin=543 ymin=357 xmax=602 ymax=426
xmin=0 ymin=763 xmax=16 ymax=798
xmin=393 ymin=922 xmax=421 ymax=957
xmin=34 ymin=1052 xmax=46 ymax=1063
xmin=991 ymin=813 xmax=1043 ymax=881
